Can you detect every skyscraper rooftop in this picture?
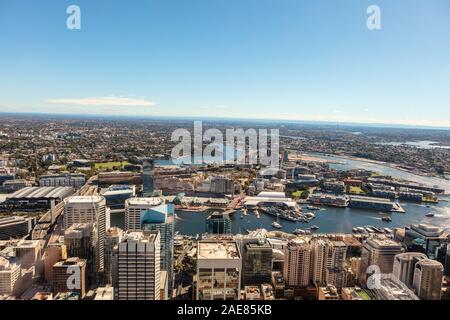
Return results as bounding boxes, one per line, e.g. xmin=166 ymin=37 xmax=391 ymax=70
xmin=126 ymin=197 xmax=163 ymax=207
xmin=64 ymin=195 xmax=105 ymax=204
xmin=198 ymin=241 xmax=240 ymax=260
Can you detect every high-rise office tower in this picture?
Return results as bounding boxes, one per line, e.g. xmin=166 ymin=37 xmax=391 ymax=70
xmin=393 ymin=252 xmax=428 ymax=288
xmin=283 ymin=149 xmax=289 ymax=164
xmin=63 ymin=196 xmax=110 ymax=272
xmin=64 ymin=223 xmax=97 ymax=284
xmin=325 ymin=241 xmax=347 ymax=290
xmin=142 ymin=158 xmax=155 ymax=197
xmin=64 ymin=223 xmax=96 ymax=259
xmin=104 ymin=227 xmax=124 ymax=286
xmin=404 ymin=224 xmax=447 ymax=260
xmin=125 ymin=197 xmax=166 ymax=231
xmin=413 ymin=259 xmax=444 ymax=300
xmin=125 ymin=198 xmax=174 ymax=292
xmin=283 ymin=238 xmax=311 ymax=287
xmin=196 ymin=239 xmax=242 ymax=300
xmin=360 ymin=236 xmax=404 ymax=284
xmin=115 ymin=230 xmax=161 ymax=300
xmin=141 ymin=202 xmax=175 ymax=295
xmin=205 ymin=211 xmax=231 ymax=234
xmin=52 ymin=257 xmax=87 ymax=298
xmin=242 ymin=239 xmax=273 ymax=286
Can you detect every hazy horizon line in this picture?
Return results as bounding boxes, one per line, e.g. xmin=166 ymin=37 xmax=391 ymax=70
xmin=1 ymin=111 xmax=450 ymax=131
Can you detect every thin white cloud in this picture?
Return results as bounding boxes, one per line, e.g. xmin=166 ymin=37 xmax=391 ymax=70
xmin=45 ymin=96 xmax=156 ymax=107
xmin=200 ymin=104 xmax=232 ymax=109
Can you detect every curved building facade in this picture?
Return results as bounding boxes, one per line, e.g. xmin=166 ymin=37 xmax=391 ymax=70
xmin=392 ymin=252 xmax=427 ymax=288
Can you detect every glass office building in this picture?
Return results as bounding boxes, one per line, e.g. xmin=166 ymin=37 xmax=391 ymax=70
xmin=242 ymin=240 xmax=273 ymax=286
xmin=205 ymin=212 xmax=231 ymax=234
xmin=141 ymin=203 xmax=175 ymax=294
xmin=404 ymin=224 xmax=448 ymax=260
xmin=102 ymin=185 xmax=135 ymax=210
xmin=142 ymin=158 xmax=155 ymax=197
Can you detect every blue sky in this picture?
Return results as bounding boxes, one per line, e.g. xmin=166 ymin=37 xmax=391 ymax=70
xmin=0 ymin=0 xmax=450 ymax=127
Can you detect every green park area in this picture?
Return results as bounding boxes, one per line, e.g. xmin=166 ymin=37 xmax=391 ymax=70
xmin=349 ymin=186 xmax=365 ymax=194
xmin=94 ymin=161 xmax=130 ymax=170
xmin=291 ymin=190 xmax=310 ymax=199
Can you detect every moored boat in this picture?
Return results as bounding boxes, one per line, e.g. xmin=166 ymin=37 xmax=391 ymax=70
xmin=293 ymin=228 xmax=306 ymax=235
xmin=272 ymin=221 xmax=282 ymax=229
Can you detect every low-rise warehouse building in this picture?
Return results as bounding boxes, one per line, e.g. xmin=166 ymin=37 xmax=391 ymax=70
xmin=1 ymin=186 xmax=74 ymax=211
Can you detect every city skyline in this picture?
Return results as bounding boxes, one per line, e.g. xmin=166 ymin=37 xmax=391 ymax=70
xmin=0 ymin=116 xmax=449 ymax=302
xmin=1 ymin=0 xmax=450 ymax=127
xmin=0 ymin=0 xmax=449 ymax=307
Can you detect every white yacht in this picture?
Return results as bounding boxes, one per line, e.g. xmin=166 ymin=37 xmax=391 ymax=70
xmin=272 ymin=221 xmax=282 ymax=229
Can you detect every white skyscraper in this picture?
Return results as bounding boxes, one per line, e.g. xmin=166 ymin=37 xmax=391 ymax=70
xmin=125 ymin=197 xmax=165 ymax=231
xmin=64 ymin=196 xmax=110 ymax=271
xmin=125 ymin=197 xmax=175 ymax=292
xmin=115 ymin=230 xmax=161 ymax=300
